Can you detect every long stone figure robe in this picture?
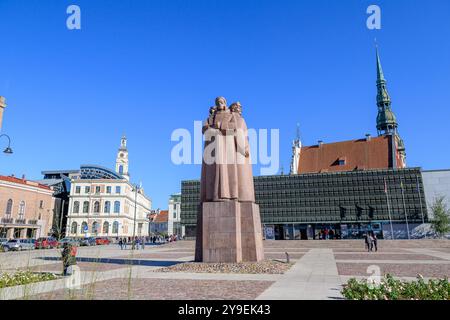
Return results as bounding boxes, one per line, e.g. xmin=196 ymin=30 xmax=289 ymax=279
xmin=200 ymin=109 xmax=238 ymax=202
xmin=231 ymin=111 xmax=255 ymax=202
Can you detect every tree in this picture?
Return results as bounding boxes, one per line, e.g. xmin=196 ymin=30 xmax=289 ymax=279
xmin=430 ymin=196 xmax=450 ymax=238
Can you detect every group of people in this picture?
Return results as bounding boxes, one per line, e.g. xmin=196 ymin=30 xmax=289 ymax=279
xmin=364 ymin=232 xmax=378 ymax=252
xmin=317 ymin=229 xmax=340 ymax=240
xmin=117 ymin=234 xmax=180 ymax=250
xmin=118 ymin=237 xmax=145 ymax=250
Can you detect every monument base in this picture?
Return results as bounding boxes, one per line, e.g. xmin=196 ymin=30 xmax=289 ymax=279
xmin=201 ymin=201 xmax=264 ymax=263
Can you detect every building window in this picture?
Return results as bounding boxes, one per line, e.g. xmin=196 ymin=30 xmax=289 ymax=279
xmin=85 ymin=186 xmax=90 ymax=194
xmin=106 ymin=186 xmax=112 ymax=194
xmin=173 ymin=210 xmax=177 ymax=219
xmin=114 ymin=201 xmax=120 ymax=213
xmin=115 ymin=186 xmax=121 ymax=194
xmin=95 ymin=186 xmax=101 ymax=194
xmin=83 ymin=201 xmax=89 ymax=213
xmin=18 ymin=201 xmax=26 ymax=219
xmin=119 ymin=165 xmax=124 ymax=174
xmin=39 ymin=200 xmax=44 ymax=209
xmin=71 ymin=222 xmax=78 ymax=234
xmin=75 ymin=186 xmax=81 ymax=194
xmin=94 ymin=201 xmax=100 ymax=213
xmin=104 ymin=201 xmax=111 ymax=213
xmin=112 ymin=221 xmax=119 ymax=234
xmin=73 ymin=201 xmax=80 ymax=213
xmin=92 ymin=222 xmax=99 ymax=235
xmin=103 ymin=221 xmax=109 ymax=234
xmin=5 ymin=199 xmax=13 ymax=217
xmin=81 ymin=221 xmax=88 ymax=233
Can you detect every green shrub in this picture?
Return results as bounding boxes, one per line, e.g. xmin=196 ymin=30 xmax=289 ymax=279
xmin=0 ymin=270 xmax=57 ymax=289
xmin=342 ymin=274 xmax=450 ymax=300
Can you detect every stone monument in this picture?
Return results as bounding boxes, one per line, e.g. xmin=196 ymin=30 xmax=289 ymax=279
xmin=195 ymin=97 xmax=264 ymax=263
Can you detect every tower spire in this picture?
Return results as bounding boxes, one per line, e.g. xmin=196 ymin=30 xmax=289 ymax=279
xmin=116 ymin=135 xmax=130 ymax=180
xmin=374 ymin=45 xmax=406 ymax=168
xmin=375 ymin=46 xmax=396 ymax=135
xmin=290 ymin=123 xmax=302 ymax=175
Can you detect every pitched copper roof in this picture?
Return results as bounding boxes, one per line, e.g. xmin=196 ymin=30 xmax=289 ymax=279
xmin=298 ymin=135 xmax=392 ymax=174
xmin=0 ymin=175 xmax=52 ymax=190
xmin=153 ymin=210 xmax=168 ymax=223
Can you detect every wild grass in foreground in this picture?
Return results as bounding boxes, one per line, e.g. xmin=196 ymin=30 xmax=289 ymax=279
xmin=342 ymin=274 xmax=450 ymax=300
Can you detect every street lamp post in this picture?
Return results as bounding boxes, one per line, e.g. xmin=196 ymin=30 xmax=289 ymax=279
xmin=0 ymin=134 xmax=13 ymax=154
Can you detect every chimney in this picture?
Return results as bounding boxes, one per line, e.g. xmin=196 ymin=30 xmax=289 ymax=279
xmin=22 ymin=174 xmax=26 ymax=180
xmin=365 ymin=134 xmax=372 ymax=141
xmin=318 ymin=140 xmax=323 ymax=147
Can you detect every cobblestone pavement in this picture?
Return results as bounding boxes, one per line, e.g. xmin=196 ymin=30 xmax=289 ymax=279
xmin=28 ymin=279 xmax=274 ymax=300
xmin=2 ymin=239 xmax=449 ymax=300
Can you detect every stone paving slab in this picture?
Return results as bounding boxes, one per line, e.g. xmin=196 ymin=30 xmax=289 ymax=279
xmin=256 ymin=249 xmax=343 ymax=300
xmin=27 ymin=278 xmax=274 ymax=300
xmin=334 ymin=253 xmax=444 ymax=260
xmin=337 ymin=262 xmax=450 ymax=278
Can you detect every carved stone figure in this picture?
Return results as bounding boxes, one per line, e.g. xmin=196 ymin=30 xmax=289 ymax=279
xmin=196 ymin=97 xmax=264 ymax=263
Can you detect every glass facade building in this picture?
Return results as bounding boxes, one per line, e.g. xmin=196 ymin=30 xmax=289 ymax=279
xmin=181 ymin=168 xmax=428 ymax=240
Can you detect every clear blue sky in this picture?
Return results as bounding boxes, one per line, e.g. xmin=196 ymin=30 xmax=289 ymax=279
xmin=1 ymin=0 xmax=449 ymax=209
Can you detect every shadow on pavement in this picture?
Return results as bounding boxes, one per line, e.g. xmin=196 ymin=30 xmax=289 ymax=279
xmin=37 ymin=256 xmax=182 ymax=267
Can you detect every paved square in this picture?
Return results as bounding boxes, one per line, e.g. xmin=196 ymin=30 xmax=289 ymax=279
xmin=1 ymin=240 xmax=449 ymax=300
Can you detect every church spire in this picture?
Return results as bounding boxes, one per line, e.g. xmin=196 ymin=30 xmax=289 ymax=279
xmin=375 ymin=46 xmax=397 ymax=136
xmin=290 ymin=123 xmax=302 ymax=175
xmin=374 ymin=46 xmax=407 ymax=168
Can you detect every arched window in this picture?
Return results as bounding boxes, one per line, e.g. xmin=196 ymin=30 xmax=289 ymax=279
xmin=81 ymin=221 xmax=88 ymax=233
xmin=5 ymin=199 xmax=13 ymax=217
xmin=104 ymin=201 xmax=111 ymax=213
xmin=83 ymin=201 xmax=89 ymax=213
xmin=103 ymin=221 xmax=109 ymax=234
xmin=92 ymin=221 xmax=99 ymax=235
xmin=94 ymin=201 xmax=100 ymax=213
xmin=73 ymin=201 xmax=80 ymax=213
xmin=112 ymin=221 xmax=119 ymax=234
xmin=119 ymin=165 xmax=124 ymax=174
xmin=114 ymin=201 xmax=120 ymax=213
xmin=18 ymin=201 xmax=26 ymax=219
xmin=71 ymin=221 xmax=78 ymax=234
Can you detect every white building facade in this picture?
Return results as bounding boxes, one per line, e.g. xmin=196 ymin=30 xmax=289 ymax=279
xmin=66 ymin=137 xmax=151 ymax=238
xmin=168 ymin=193 xmax=181 ymax=237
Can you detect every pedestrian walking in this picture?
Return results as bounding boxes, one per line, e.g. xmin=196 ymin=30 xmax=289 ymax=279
xmin=372 ymin=233 xmax=378 ymax=252
xmin=366 ymin=233 xmax=373 ymax=252
xmin=141 ymin=237 xmax=145 ymax=250
xmin=123 ymin=238 xmax=127 ymax=250
xmin=119 ymin=238 xmax=123 ymax=250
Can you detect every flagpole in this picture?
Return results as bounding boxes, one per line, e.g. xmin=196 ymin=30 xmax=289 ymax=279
xmin=416 ymin=175 xmax=425 ymax=224
xmin=384 ymin=178 xmax=395 ymax=240
xmin=400 ymin=178 xmax=411 ymax=239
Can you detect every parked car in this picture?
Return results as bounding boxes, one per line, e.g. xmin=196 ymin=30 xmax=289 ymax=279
xmin=95 ymin=237 xmax=110 ymax=245
xmin=35 ymin=237 xmax=59 ymax=249
xmin=79 ymin=237 xmax=96 ymax=246
xmin=0 ymin=238 xmax=8 ymax=246
xmin=3 ymin=239 xmax=35 ymax=251
xmin=58 ymin=237 xmax=79 ymax=247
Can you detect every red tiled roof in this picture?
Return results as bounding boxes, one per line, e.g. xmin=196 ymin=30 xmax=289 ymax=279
xmin=0 ymin=175 xmax=52 ymax=190
xmin=153 ymin=210 xmax=168 ymax=223
xmin=298 ymin=136 xmax=394 ymax=174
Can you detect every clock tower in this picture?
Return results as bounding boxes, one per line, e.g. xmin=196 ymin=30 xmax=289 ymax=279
xmin=115 ymin=135 xmax=130 ymax=180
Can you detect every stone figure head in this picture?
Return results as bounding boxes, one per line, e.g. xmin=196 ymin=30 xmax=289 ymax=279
xmin=230 ymin=101 xmax=242 ymax=115
xmin=215 ymin=96 xmax=227 ymax=111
